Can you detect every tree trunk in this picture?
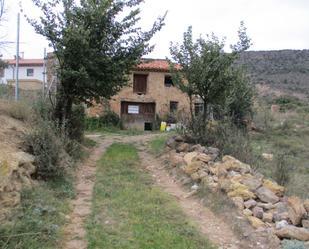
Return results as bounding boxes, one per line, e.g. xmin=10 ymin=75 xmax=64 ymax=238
xmin=54 ymin=87 xmax=73 ymax=130
xmin=203 ymin=101 xmax=208 ymax=122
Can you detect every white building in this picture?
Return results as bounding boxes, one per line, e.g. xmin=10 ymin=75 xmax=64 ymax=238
xmin=0 ymin=58 xmax=44 ymax=90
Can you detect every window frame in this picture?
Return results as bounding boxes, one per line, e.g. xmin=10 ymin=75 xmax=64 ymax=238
xmin=133 ymin=74 xmax=148 ymax=94
xmin=26 ymin=68 xmax=34 ymax=77
xmin=164 ymin=75 xmax=174 ymax=87
xmin=169 ymin=101 xmax=178 ymax=113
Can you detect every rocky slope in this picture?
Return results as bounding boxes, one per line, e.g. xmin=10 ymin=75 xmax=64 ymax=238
xmin=164 ymin=135 xmax=309 ymax=246
xmin=0 ymin=105 xmax=36 ymax=221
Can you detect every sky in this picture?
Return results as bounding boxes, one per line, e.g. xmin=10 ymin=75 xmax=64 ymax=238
xmin=1 ymin=0 xmax=309 ymax=59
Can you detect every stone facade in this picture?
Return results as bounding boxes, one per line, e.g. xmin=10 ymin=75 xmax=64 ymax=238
xmin=108 ymin=71 xmax=190 ymax=129
xmin=87 ymin=59 xmax=192 ymax=130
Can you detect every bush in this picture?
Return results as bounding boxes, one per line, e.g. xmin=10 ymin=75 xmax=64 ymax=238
xmin=85 ymin=111 xmax=121 ymax=130
xmin=24 ymin=119 xmax=71 ymax=179
xmin=273 ymin=153 xmax=293 ymax=186
xmin=0 ymin=99 xmax=33 ymax=121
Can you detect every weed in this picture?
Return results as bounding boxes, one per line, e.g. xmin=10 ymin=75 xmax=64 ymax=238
xmin=149 ymin=136 xmax=167 ymax=155
xmin=0 ymin=178 xmax=74 ymax=249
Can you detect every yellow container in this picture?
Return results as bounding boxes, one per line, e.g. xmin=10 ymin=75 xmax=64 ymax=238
xmin=160 ymin=121 xmax=167 ymax=132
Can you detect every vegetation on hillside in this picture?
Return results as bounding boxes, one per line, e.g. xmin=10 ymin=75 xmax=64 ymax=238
xmin=238 ymin=50 xmax=309 ymax=97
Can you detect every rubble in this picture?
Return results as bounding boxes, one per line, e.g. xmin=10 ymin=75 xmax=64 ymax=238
xmin=165 ymin=135 xmax=309 ymax=242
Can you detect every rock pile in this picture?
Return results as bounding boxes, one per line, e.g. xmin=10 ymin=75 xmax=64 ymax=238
xmin=165 ymin=135 xmax=309 ymax=243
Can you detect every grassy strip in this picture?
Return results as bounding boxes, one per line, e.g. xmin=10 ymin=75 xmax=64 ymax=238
xmin=149 ymin=136 xmax=168 ymax=156
xmin=87 ymin=143 xmax=215 ymax=249
xmin=0 ymin=177 xmax=75 ymax=249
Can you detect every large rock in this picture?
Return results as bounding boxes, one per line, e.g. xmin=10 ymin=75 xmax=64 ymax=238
xmin=227 ymin=182 xmax=256 ymax=200
xmin=243 ymin=209 xmax=253 ymax=217
xmin=275 ymin=225 xmax=309 ymax=241
xmin=262 ymin=212 xmax=273 ymax=223
xmin=303 ymin=199 xmax=309 ymax=213
xmin=183 ymin=161 xmax=204 ymax=175
xmin=241 ymin=175 xmax=262 ymax=191
xmin=262 ymin=179 xmax=285 ymax=196
xmin=247 ymin=216 xmax=265 ymax=229
xmin=244 ymin=199 xmax=257 ymax=209
xmin=194 ymin=153 xmax=212 ymax=163
xmin=255 ymin=187 xmax=279 ymax=204
xmin=166 ymin=137 xmax=177 ymax=149
xmin=174 ymin=135 xmax=184 ymax=142
xmin=257 ymin=202 xmax=275 ymax=210
xmin=176 ymin=143 xmax=190 ymax=153
xmin=190 ymin=144 xmax=205 ymax=153
xmin=252 ymin=206 xmax=264 ymax=219
xmin=184 ymin=152 xmax=198 ymax=165
xmin=221 ymin=155 xmax=251 ymax=174
xmin=287 ymin=196 xmax=307 ymax=225
xmin=210 ymin=163 xmax=228 ymax=177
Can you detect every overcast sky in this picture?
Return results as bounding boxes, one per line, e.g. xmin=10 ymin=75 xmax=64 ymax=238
xmin=1 ymin=0 xmax=309 ymax=59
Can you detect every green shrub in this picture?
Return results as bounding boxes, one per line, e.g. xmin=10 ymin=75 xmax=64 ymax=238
xmin=281 ymin=240 xmax=307 ymax=249
xmin=273 ymin=153 xmax=293 ymax=186
xmin=85 ymin=111 xmax=121 ymax=130
xmin=100 ymin=111 xmax=121 ymax=126
xmin=24 ymin=120 xmax=71 ymax=179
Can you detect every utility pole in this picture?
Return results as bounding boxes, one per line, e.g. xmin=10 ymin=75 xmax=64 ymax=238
xmin=15 ymin=12 xmax=20 ymax=101
xmin=43 ymin=48 xmax=46 ymax=97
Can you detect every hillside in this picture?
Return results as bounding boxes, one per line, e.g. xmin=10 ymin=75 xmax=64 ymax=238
xmin=238 ymin=49 xmax=309 ymax=99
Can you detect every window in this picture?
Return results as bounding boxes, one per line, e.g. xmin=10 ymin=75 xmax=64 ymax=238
xmin=194 ymin=103 xmax=204 ymax=116
xmin=133 ymin=74 xmax=147 ymax=94
xmin=164 ymin=75 xmax=173 ymax=87
xmin=27 ymin=68 xmax=34 ymax=77
xmin=170 ymin=101 xmax=178 ymax=113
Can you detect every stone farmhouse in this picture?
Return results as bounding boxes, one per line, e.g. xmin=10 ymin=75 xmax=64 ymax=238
xmin=88 ymin=59 xmax=201 ymax=130
xmin=46 ymin=56 xmax=203 ymax=130
xmin=0 ymin=58 xmax=45 ymax=90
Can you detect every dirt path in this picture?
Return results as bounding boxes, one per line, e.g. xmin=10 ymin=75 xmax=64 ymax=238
xmin=62 ymin=133 xmax=160 ymax=249
xmin=137 ymin=145 xmax=241 ymax=249
xmin=63 ymin=133 xmax=273 ymax=249
xmin=63 ymin=135 xmax=112 ymax=249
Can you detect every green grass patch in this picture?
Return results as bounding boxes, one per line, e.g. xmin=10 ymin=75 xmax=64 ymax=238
xmin=87 ymin=143 xmax=215 ymax=249
xmin=149 ymin=136 xmax=167 ymax=155
xmin=0 ymin=177 xmax=74 ymax=249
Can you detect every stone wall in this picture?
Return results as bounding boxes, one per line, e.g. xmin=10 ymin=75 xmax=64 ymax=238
xmin=165 ymin=136 xmax=309 ymax=245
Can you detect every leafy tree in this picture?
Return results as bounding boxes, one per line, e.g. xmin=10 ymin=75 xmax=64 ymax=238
xmin=169 ymin=22 xmax=252 ymax=123
xmin=25 ymin=0 xmax=165 ymax=135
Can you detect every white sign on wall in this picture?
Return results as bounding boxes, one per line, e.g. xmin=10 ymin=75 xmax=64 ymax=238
xmin=128 ymin=105 xmax=139 ymax=114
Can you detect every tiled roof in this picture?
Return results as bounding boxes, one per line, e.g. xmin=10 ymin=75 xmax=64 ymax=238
xmin=6 ymin=59 xmax=44 ymax=66
xmin=135 ymin=59 xmax=180 ymax=72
